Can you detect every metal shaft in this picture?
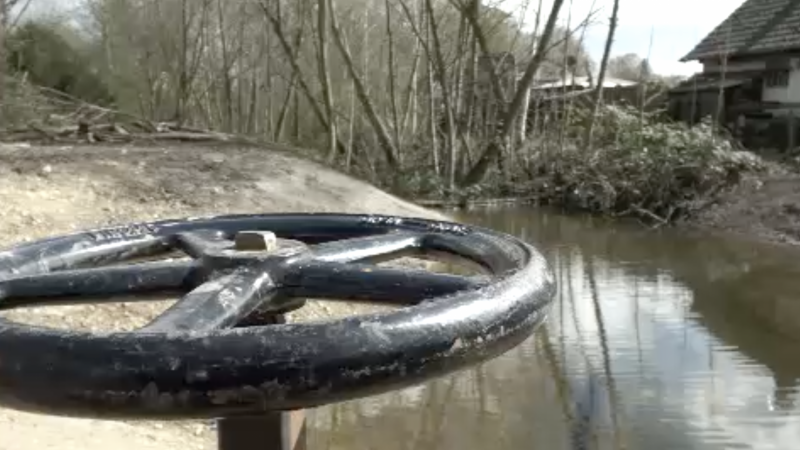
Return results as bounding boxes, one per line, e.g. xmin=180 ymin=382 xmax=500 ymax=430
xmin=217 ymin=238 xmax=308 ymax=450
xmin=217 ymin=411 xmax=307 ymax=450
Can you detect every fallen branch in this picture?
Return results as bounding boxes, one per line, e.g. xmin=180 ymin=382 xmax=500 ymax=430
xmin=0 ymin=118 xmax=261 ymax=147
xmin=630 ymin=204 xmax=668 ymax=227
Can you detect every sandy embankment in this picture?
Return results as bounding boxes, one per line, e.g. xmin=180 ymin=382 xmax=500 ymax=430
xmin=0 ymin=142 xmax=448 ymax=450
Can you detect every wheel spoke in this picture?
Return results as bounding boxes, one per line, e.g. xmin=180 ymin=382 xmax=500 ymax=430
xmin=284 ymin=261 xmax=487 ymax=305
xmin=0 ymin=235 xmax=169 ymax=277
xmin=173 ymin=230 xmax=232 ymax=258
xmin=0 ymin=260 xmax=199 ymax=310
xmin=306 ymin=232 xmax=423 ymax=263
xmin=140 ymin=264 xmax=281 ymax=333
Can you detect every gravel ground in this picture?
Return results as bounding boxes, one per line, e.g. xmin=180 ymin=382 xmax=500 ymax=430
xmin=0 ymin=141 xmax=448 ymax=450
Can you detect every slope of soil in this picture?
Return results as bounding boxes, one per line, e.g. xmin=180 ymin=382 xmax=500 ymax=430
xmin=0 ymin=142 xmax=447 ymax=450
xmin=690 ymin=174 xmax=800 ymax=246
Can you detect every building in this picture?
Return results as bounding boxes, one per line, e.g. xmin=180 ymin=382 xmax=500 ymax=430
xmin=531 ymin=75 xmax=637 ymax=93
xmin=670 ymin=0 xmax=800 ymax=147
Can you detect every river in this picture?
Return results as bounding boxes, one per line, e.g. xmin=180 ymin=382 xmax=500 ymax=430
xmin=307 ymin=205 xmax=800 ymax=450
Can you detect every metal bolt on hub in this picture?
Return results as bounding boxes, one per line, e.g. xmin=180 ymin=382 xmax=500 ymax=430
xmin=234 ymin=231 xmax=278 ymax=252
xmin=0 ymin=213 xmax=556 ymax=450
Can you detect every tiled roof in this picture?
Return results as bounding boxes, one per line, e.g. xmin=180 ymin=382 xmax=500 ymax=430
xmin=681 ymin=0 xmax=800 ymax=61
xmin=750 ymin=1 xmax=800 ymax=52
xmin=668 ymin=70 xmax=762 ymax=93
xmin=531 ymin=76 xmax=637 ymax=90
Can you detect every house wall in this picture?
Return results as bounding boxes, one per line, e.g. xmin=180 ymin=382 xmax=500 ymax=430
xmin=763 ymin=67 xmax=800 ymax=115
xmin=702 ymin=57 xmax=800 ymax=115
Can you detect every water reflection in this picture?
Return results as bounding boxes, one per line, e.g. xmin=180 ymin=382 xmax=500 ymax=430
xmin=308 ymin=207 xmax=800 ymax=450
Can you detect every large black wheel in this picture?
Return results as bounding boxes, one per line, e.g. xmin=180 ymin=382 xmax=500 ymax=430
xmin=0 ymin=213 xmax=555 ymax=419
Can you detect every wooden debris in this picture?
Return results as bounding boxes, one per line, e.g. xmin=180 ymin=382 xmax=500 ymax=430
xmin=0 ymin=83 xmax=260 ymax=147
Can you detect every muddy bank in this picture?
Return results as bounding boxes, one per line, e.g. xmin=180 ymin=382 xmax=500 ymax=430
xmin=419 ymin=170 xmax=800 ymax=250
xmin=0 ymin=142 xmax=447 ymax=450
xmin=688 ymin=174 xmax=800 ymax=247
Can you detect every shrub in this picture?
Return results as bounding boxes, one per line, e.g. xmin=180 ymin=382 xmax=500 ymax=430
xmin=6 ymin=21 xmax=114 ymax=106
xmin=1 ymin=75 xmax=57 ymax=129
xmin=521 ymin=105 xmax=766 ymax=222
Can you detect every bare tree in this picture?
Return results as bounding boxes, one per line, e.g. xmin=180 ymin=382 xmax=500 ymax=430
xmin=460 ymin=0 xmax=567 ymax=186
xmin=384 ymin=0 xmax=401 ymax=150
xmin=261 ymin=0 xmax=345 ymax=153
xmin=174 ymin=0 xmax=211 ymax=125
xmin=607 ymin=52 xmax=650 ymax=81
xmin=0 ymin=2 xmax=7 ymax=117
xmin=396 ymin=0 xmax=440 ymax=173
xmin=316 ymin=0 xmax=338 ymax=162
xmin=328 ymin=0 xmax=400 ymax=170
xmin=425 ymin=0 xmax=458 ymax=189
xmin=421 ymin=0 xmax=440 ymax=174
xmin=399 ymin=8 xmax=420 ymax=145
xmin=458 ymin=0 xmax=507 ymax=107
xmin=518 ymin=0 xmax=543 ymax=141
xmin=11 ymin=0 xmax=606 ymax=197
xmin=345 ymin=3 xmax=370 ymax=171
xmin=584 ymin=0 xmax=620 ymax=149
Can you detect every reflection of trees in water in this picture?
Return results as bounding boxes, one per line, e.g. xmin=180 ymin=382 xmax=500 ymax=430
xmin=551 ymin=249 xmax=608 ymax=450
xmin=507 ymin=213 xmax=742 ymax=448
xmin=536 ymin=209 xmax=800 ymax=447
xmin=310 ymin=362 xmax=566 ymax=450
xmin=308 ymin=207 xmax=800 ymax=450
xmin=469 ymin=207 xmax=800 ymax=398
xmin=551 ymin=250 xmax=629 ymax=450
xmin=304 ymin=216 xmax=628 ymax=450
xmin=585 ymin=257 xmax=626 ymax=450
xmin=306 ymin=248 xmax=633 ymax=450
xmin=464 ymin=209 xmax=718 ymax=449
xmin=307 ymin=337 xmax=576 ymax=449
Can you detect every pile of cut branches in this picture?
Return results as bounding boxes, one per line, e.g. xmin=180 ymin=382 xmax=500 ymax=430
xmin=0 ymin=78 xmax=255 ymax=146
xmin=1 ymin=119 xmax=254 ymax=145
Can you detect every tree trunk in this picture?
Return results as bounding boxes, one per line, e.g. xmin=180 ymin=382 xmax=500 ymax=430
xmin=584 ymin=0 xmax=620 ymax=151
xmin=385 ymin=0 xmax=401 ymax=151
xmin=274 ymin=73 xmax=296 ymax=141
xmin=263 ymin=19 xmax=274 ymax=136
xmin=175 ymin=0 xmax=189 ymax=124
xmin=461 ymin=0 xmax=507 ymax=107
xmin=425 ymin=0 xmax=458 ymax=190
xmin=293 ymin=86 xmax=301 ymax=142
xmin=216 ymin=0 xmax=234 ymax=132
xmin=316 ymin=0 xmax=338 ymax=163
xmin=424 ymin=3 xmax=439 ymax=175
xmin=460 ymin=0 xmax=566 ymax=186
xmin=328 ymin=0 xmax=400 ymax=170
xmin=518 ymin=0 xmax=543 ymax=141
xmin=0 ymin=2 xmax=7 ymax=123
xmin=261 ymin=0 xmax=347 ymax=154
xmin=347 ymin=4 xmax=371 ymax=172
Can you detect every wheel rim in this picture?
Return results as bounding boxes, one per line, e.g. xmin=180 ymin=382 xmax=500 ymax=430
xmin=0 ymin=213 xmax=555 ymax=419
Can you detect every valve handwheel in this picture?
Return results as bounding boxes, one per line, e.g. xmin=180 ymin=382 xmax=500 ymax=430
xmin=0 ymin=213 xmax=555 ymax=419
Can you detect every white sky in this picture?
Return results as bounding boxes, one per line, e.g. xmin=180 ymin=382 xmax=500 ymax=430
xmin=498 ymin=0 xmax=746 ymax=76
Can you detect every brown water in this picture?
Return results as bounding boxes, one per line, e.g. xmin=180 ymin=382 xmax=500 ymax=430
xmin=309 ymin=206 xmax=800 ymax=450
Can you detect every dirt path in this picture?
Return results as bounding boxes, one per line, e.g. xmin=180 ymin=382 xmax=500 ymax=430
xmin=0 ymin=142 xmax=447 ymax=450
